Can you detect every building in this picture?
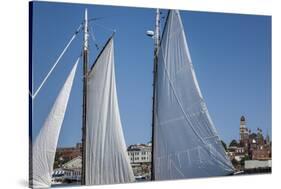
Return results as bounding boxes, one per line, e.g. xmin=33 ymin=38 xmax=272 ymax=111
xmin=251 ymin=146 xmax=271 ymax=160
xmin=244 ymin=160 xmax=271 ymax=173
xmin=227 ymin=116 xmax=272 ymax=171
xmin=55 ymin=143 xmax=82 ymax=168
xmin=227 ymin=140 xmax=245 ymax=162
xmin=127 ymin=143 xmax=152 ymax=178
xmin=239 ymin=116 xmax=271 ymax=160
xmin=240 ymin=116 xmax=249 ymax=141
xmin=234 ymin=146 xmax=246 ymax=161
xmin=52 ymin=156 xmax=82 ymax=184
xmin=239 ymin=116 xmax=249 ymax=150
xmin=127 ymin=143 xmax=151 ymax=164
xmin=62 ymin=156 xmax=81 ymax=182
xmin=62 ymin=156 xmax=82 ymax=169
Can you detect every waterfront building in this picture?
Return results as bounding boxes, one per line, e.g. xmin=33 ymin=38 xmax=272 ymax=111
xmin=62 ymin=156 xmax=81 ymax=182
xmin=244 ymin=160 xmax=271 ymax=173
xmin=240 ymin=116 xmax=248 ymax=139
xmin=127 ymin=143 xmax=152 ymax=178
xmin=127 ymin=143 xmax=151 ymax=164
xmin=52 ymin=156 xmax=82 ymax=184
xmin=227 ymin=116 xmax=272 ymax=171
xmin=55 ymin=143 xmax=82 ymax=167
xmin=239 ymin=116 xmax=249 ymax=151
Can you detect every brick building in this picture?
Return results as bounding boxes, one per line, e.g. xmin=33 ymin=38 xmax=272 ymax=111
xmin=237 ymin=116 xmax=271 ymax=160
xmin=227 ymin=116 xmax=272 ymax=171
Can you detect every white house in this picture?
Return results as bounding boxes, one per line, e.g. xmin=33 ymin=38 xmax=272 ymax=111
xmin=127 ymin=143 xmax=151 ymax=164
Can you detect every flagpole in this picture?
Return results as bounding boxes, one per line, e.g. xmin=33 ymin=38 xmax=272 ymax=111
xmin=81 ymin=8 xmax=89 ymax=186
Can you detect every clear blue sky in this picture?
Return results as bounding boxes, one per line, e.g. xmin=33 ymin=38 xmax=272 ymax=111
xmin=31 ymin=2 xmax=271 ymax=147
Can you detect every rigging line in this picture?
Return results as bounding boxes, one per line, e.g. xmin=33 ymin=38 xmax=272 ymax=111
xmin=88 ymin=16 xmax=109 ymax=22
xmin=89 ymin=24 xmax=100 ymax=50
xmin=88 ymin=14 xmax=122 ymax=22
xmin=31 ymin=24 xmax=82 ymax=99
xmin=91 ymin=22 xmax=116 ymax=33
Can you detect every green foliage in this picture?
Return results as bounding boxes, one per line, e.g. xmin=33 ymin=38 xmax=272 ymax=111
xmin=231 ymin=158 xmax=239 ymax=167
xmin=240 ymin=155 xmax=250 ymax=166
xmin=221 ymin=140 xmax=227 ymax=151
xmin=229 ymin=139 xmax=238 ymax=147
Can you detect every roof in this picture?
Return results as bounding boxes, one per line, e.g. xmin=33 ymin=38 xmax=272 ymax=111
xmin=244 ymin=160 xmax=272 ymax=169
xmin=127 ymin=144 xmax=152 ymax=151
xmin=62 ymin=156 xmax=82 ymax=169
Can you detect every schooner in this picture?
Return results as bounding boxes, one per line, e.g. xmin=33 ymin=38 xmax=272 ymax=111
xmin=30 ymin=5 xmax=234 ymax=189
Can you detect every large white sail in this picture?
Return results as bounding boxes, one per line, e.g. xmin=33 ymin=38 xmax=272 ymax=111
xmin=85 ymin=37 xmax=135 ymax=185
xmin=154 ymin=10 xmax=234 ymax=180
xmin=32 ymin=61 xmax=78 ymax=188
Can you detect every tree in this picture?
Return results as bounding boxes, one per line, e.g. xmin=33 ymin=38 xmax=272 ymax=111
xmin=231 ymin=158 xmax=239 ymax=168
xmin=240 ymin=154 xmax=250 ymax=167
xmin=229 ymin=139 xmax=238 ymax=147
xmin=221 ymin=140 xmax=227 ymax=151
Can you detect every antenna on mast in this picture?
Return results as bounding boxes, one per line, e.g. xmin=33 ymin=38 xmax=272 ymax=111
xmin=81 ymin=8 xmax=89 ymax=186
xmin=84 ymin=9 xmax=89 ymax=51
xmin=155 ymin=9 xmax=160 ymax=51
xmin=146 ymin=9 xmax=160 ymax=50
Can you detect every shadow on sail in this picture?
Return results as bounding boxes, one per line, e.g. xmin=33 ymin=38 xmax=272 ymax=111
xmin=153 ymin=10 xmax=234 ymax=180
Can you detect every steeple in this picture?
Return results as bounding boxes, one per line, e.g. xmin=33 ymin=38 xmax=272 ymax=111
xmin=240 ymin=115 xmax=246 ymax=128
xmin=240 ymin=115 xmax=249 ymax=143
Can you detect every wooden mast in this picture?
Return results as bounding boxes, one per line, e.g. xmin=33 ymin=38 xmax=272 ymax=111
xmin=81 ymin=8 xmax=89 ymax=185
xmin=151 ymin=8 xmax=160 ymax=181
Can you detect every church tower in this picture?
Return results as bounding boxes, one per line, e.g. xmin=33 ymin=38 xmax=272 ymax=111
xmin=240 ymin=116 xmax=249 ymax=145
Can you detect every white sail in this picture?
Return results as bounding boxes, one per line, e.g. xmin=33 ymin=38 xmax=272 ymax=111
xmin=154 ymin=10 xmax=234 ymax=180
xmin=32 ymin=61 xmax=78 ymax=188
xmin=85 ymin=37 xmax=135 ymax=185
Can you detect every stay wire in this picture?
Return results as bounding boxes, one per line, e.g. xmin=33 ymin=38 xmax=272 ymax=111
xmin=30 ymin=23 xmax=83 ymax=99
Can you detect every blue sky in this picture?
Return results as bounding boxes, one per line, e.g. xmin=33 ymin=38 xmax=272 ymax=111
xmin=31 ymin=2 xmax=271 ymax=147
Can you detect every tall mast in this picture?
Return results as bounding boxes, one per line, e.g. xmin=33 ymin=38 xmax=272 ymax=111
xmin=151 ymin=8 xmax=160 ymax=181
xmin=81 ymin=8 xmax=89 ymax=186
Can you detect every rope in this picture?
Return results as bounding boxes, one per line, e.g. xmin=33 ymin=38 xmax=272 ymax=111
xmin=88 ymin=14 xmax=121 ymax=22
xmin=91 ymin=22 xmax=116 ymax=33
xmin=89 ymin=24 xmax=100 ymax=50
xmin=31 ymin=24 xmax=82 ymax=99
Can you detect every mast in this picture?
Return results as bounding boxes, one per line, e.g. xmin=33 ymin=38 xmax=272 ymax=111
xmin=81 ymin=8 xmax=89 ymax=185
xmin=151 ymin=8 xmax=160 ymax=181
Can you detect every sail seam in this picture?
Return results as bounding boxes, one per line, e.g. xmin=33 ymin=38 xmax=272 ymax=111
xmin=159 ymin=38 xmax=233 ymax=170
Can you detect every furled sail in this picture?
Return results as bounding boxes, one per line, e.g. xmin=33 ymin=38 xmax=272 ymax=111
xmin=85 ymin=36 xmax=135 ymax=185
xmin=32 ymin=61 xmax=78 ymax=188
xmin=154 ymin=10 xmax=234 ymax=180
